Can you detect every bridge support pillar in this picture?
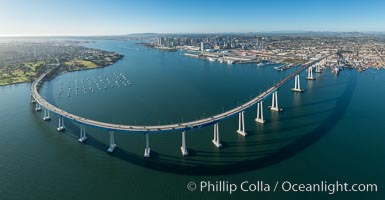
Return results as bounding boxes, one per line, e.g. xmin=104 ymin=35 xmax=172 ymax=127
xmin=306 ymin=66 xmax=316 ymax=80
xmin=237 ymin=111 xmax=246 ymax=136
xmin=107 ymin=131 xmax=116 ymax=153
xmin=291 ymin=75 xmax=304 ymax=92
xmin=255 ymin=101 xmax=265 ymax=124
xmin=144 ymin=133 xmax=151 ymax=157
xmin=31 ymin=96 xmax=36 ymax=104
xmin=180 ymin=131 xmax=188 ymax=156
xmin=57 ymin=116 xmax=65 ymax=132
xmin=43 ymin=108 xmax=51 ymax=121
xmin=35 ymin=103 xmax=42 ymax=112
xmin=212 ymin=123 xmax=222 ymax=147
xmin=270 ymin=91 xmax=282 ymax=112
xmin=78 ymin=124 xmax=87 ymax=143
xmin=315 ymin=65 xmax=322 ymax=73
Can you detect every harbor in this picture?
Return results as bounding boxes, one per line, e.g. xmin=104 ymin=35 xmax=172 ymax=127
xmin=1 ymin=40 xmax=384 ymax=200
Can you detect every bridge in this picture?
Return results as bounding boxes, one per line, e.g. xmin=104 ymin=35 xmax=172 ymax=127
xmin=31 ymin=55 xmax=330 ymax=157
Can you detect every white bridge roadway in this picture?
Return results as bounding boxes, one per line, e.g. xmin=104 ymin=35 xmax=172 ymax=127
xmin=31 ymin=57 xmax=326 ymax=133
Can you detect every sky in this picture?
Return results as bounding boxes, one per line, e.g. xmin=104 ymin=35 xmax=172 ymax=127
xmin=0 ymin=0 xmax=384 ymax=36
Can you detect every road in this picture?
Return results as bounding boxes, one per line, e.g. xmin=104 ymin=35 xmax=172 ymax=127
xmin=31 ymin=57 xmax=327 ymax=133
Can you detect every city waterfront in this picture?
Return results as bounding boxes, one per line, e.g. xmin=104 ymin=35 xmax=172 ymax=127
xmin=0 ymin=40 xmax=384 ymax=199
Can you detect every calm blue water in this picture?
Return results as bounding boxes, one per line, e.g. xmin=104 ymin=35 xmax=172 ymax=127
xmin=0 ymin=40 xmax=384 ymax=200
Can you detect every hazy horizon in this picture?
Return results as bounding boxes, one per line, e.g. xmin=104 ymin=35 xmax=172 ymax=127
xmin=1 ymin=31 xmax=385 ymax=38
xmin=1 ymin=0 xmax=385 ymax=36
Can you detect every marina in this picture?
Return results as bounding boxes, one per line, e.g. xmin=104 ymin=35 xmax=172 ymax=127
xmin=57 ymin=73 xmax=133 ymax=99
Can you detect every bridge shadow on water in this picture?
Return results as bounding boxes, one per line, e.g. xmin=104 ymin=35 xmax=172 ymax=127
xmin=62 ymin=72 xmax=357 ymax=176
xmin=283 ymin=98 xmax=338 ymax=111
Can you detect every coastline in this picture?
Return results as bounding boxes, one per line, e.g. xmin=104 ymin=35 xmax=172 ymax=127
xmin=0 ymin=80 xmax=31 ymax=87
xmin=0 ymin=55 xmax=124 ymax=87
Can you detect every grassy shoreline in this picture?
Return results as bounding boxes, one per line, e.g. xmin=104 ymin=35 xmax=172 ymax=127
xmin=0 ymin=61 xmax=44 ymax=86
xmin=0 ymin=57 xmax=123 ymax=87
xmin=0 ymin=42 xmax=123 ymax=87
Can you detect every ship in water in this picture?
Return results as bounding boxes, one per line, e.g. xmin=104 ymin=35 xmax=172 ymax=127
xmin=207 ymin=57 xmax=216 ymax=62
xmin=226 ymin=60 xmax=234 ymax=65
xmin=332 ymin=67 xmax=340 ymax=75
xmin=256 ymin=62 xmax=264 ymax=67
xmin=275 ymin=64 xmax=293 ymax=71
xmin=256 ymin=60 xmax=273 ymax=67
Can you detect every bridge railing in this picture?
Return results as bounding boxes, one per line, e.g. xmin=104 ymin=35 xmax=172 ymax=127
xmin=31 ymin=56 xmax=329 ymax=133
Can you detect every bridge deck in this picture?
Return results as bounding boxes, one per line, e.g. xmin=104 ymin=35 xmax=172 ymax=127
xmin=31 ymin=57 xmax=326 ymax=133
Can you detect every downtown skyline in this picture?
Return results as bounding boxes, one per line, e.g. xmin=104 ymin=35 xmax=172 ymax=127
xmin=0 ymin=0 xmax=385 ymax=36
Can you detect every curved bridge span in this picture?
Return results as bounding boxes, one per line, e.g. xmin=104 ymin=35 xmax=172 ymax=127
xmin=31 ymin=56 xmax=329 ymax=155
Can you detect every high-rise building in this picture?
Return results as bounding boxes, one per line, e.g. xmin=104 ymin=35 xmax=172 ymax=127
xmin=158 ymin=37 xmax=164 ymax=46
xmin=200 ymin=42 xmax=211 ymax=52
